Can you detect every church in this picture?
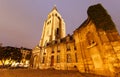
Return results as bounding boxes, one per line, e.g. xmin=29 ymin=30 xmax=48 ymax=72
xmin=31 ymin=4 xmax=120 ymax=76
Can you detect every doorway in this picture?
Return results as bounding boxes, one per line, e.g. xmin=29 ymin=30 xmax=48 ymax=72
xmin=50 ymin=56 xmax=54 ymax=66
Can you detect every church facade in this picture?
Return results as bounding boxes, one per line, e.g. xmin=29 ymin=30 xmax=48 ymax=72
xmin=31 ymin=4 xmax=120 ymax=76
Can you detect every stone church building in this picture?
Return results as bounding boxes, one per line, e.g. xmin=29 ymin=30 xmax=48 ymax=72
xmin=31 ymin=4 xmax=120 ymax=76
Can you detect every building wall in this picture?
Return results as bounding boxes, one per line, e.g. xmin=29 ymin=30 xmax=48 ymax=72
xmin=32 ymin=6 xmax=66 ymax=69
xmin=39 ymin=35 xmax=78 ymax=70
xmin=74 ymin=20 xmax=105 ymax=74
xmin=21 ymin=49 xmax=31 ymax=65
xmin=38 ymin=19 xmax=120 ymax=75
xmin=74 ymin=19 xmax=120 ymax=75
xmin=31 ymin=4 xmax=120 ymax=76
xmin=31 ymin=46 xmax=41 ymax=69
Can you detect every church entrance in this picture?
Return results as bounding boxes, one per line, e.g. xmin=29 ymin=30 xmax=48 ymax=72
xmin=50 ymin=56 xmax=54 ymax=66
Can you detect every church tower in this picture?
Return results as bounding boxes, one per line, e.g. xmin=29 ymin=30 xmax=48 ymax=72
xmin=39 ymin=6 xmax=66 ymax=47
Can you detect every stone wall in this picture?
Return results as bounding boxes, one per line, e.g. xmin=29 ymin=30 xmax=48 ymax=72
xmin=31 ymin=4 xmax=120 ymax=76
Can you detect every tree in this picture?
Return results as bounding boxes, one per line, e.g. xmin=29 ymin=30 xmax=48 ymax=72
xmin=0 ymin=46 xmax=4 ymax=66
xmin=7 ymin=47 xmax=22 ymax=65
xmin=0 ymin=46 xmax=22 ymax=66
xmin=11 ymin=48 xmax=22 ymax=63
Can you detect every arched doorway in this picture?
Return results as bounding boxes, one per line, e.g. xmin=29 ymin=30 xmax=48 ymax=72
xmin=50 ymin=56 xmax=54 ymax=66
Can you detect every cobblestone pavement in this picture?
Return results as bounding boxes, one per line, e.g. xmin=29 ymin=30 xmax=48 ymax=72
xmin=0 ymin=69 xmax=109 ymax=77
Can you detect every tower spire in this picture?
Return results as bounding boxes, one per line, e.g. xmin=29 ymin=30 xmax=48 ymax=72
xmin=52 ymin=4 xmax=58 ymax=11
xmin=54 ymin=4 xmax=56 ymax=7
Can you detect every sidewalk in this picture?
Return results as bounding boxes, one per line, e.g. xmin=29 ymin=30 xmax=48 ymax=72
xmin=0 ymin=69 xmax=109 ymax=77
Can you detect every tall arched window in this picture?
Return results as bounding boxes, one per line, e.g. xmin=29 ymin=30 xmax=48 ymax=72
xmin=55 ymin=28 xmax=60 ymax=39
xmin=67 ymin=54 xmax=71 ymax=63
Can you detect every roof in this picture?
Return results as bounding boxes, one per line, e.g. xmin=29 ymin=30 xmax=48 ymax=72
xmin=75 ymin=18 xmax=91 ymax=31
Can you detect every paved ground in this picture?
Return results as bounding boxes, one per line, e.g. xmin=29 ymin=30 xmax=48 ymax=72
xmin=0 ymin=69 xmax=109 ymax=77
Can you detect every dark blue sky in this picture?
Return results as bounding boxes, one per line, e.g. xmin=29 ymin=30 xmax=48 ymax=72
xmin=0 ymin=0 xmax=120 ymax=48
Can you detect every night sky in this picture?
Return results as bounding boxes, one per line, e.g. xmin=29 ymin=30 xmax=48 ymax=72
xmin=0 ymin=0 xmax=120 ymax=48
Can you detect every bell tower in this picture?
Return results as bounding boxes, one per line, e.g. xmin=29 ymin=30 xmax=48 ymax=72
xmin=39 ymin=6 xmax=66 ymax=47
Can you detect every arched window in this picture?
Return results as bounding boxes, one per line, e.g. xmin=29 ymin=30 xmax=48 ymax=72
xmin=55 ymin=28 xmax=60 ymax=39
xmin=56 ymin=28 xmax=59 ymax=35
xmin=57 ymin=55 xmax=60 ymax=63
xmin=55 ymin=13 xmax=57 ymax=16
xmin=67 ymin=54 xmax=71 ymax=63
xmin=42 ymin=57 xmax=45 ymax=63
xmin=66 ymin=44 xmax=70 ymax=51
